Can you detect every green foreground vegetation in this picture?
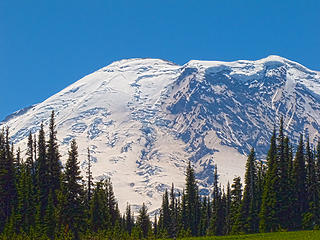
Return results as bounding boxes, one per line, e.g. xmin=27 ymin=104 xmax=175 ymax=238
xmin=175 ymin=230 xmax=320 ymax=240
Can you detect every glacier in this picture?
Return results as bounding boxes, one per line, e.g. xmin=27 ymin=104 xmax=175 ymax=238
xmin=2 ymin=56 xmax=320 ymax=214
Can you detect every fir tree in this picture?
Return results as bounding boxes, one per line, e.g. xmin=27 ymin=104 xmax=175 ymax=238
xmin=136 ymin=203 xmax=151 ymax=238
xmin=239 ymin=148 xmax=259 ymax=233
xmin=225 ymin=182 xmax=232 ymax=234
xmin=46 ymin=111 xmax=61 ymax=202
xmin=62 ymin=139 xmax=84 ymax=239
xmin=208 ymin=166 xmax=224 ymax=236
xmin=89 ymin=181 xmax=111 ymax=232
xmin=125 ymin=203 xmax=134 ymax=234
xmin=36 ymin=123 xmax=49 ymax=220
xmin=199 ymin=196 xmax=208 ymax=236
xmin=292 ymin=134 xmax=307 ymax=229
xmin=277 ymin=118 xmax=291 ymax=229
xmin=185 ymin=161 xmax=199 ymax=236
xmin=180 ymin=189 xmax=187 ymax=231
xmin=153 ymin=214 xmax=158 ymax=237
xmin=260 ymin=129 xmax=279 ymax=232
xmin=26 ymin=132 xmax=35 ymax=175
xmin=159 ymin=188 xmax=170 ymax=235
xmin=105 ymin=178 xmax=119 ymax=226
xmin=230 ymin=176 xmax=242 ymax=234
xmin=169 ymin=183 xmax=177 ymax=237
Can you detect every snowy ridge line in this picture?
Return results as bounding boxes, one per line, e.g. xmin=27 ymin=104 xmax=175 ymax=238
xmin=1 ymin=55 xmax=320 ymax=213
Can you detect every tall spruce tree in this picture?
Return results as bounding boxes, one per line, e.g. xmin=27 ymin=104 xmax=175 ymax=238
xmin=104 ymin=178 xmax=119 ymax=226
xmin=46 ymin=111 xmax=61 ymax=202
xmin=224 ymin=182 xmax=232 ymax=235
xmin=169 ymin=183 xmax=177 ymax=238
xmin=185 ymin=161 xmax=199 ymax=235
xmin=230 ymin=176 xmax=242 ymax=234
xmin=284 ymin=136 xmax=295 ymax=229
xmin=62 ymin=139 xmax=84 ymax=239
xmin=125 ymin=204 xmax=134 ymax=234
xmin=260 ymin=128 xmax=279 ymax=232
xmin=89 ymin=181 xmax=111 ymax=232
xmin=238 ymin=148 xmax=259 ymax=233
xmin=159 ymin=189 xmax=170 ymax=235
xmin=199 ymin=196 xmax=209 ymax=236
xmin=37 ymin=122 xmax=49 ymax=220
xmin=292 ymin=134 xmax=307 ymax=229
xmin=208 ymin=166 xmax=224 ymax=236
xmin=26 ymin=132 xmax=35 ymax=175
xmin=276 ymin=118 xmax=291 ymax=229
xmin=136 ymin=203 xmax=151 ymax=238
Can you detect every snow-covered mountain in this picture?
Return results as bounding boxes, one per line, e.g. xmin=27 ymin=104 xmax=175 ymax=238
xmin=2 ymin=56 xmax=320 ymax=213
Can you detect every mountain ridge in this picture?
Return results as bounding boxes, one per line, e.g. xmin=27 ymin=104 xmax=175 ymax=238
xmin=2 ymin=55 xmax=320 ymax=213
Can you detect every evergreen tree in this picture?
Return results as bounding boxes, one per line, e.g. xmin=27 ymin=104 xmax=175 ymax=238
xmin=224 ymin=182 xmax=232 ymax=235
xmin=260 ymin=129 xmax=279 ymax=232
xmin=46 ymin=111 xmax=61 ymax=202
xmin=26 ymin=132 xmax=35 ymax=175
xmin=159 ymin=189 xmax=170 ymax=235
xmin=239 ymin=148 xmax=259 ymax=233
xmin=89 ymin=181 xmax=111 ymax=232
xmin=180 ymin=189 xmax=187 ymax=231
xmin=36 ymin=123 xmax=49 ymax=220
xmin=153 ymin=214 xmax=158 ymax=237
xmin=208 ymin=166 xmax=224 ymax=236
xmin=62 ymin=139 xmax=84 ymax=239
xmin=136 ymin=203 xmax=151 ymax=238
xmin=230 ymin=176 xmax=242 ymax=234
xmin=86 ymin=147 xmax=93 ymax=203
xmin=199 ymin=196 xmax=208 ymax=236
xmin=303 ymin=138 xmax=319 ymax=229
xmin=125 ymin=203 xmax=134 ymax=234
xmin=16 ymin=163 xmax=34 ymax=233
xmin=292 ymin=134 xmax=307 ymax=229
xmin=277 ymin=118 xmax=291 ymax=229
xmin=256 ymin=161 xmax=265 ymax=219
xmin=0 ymin=128 xmax=16 ymax=231
xmin=184 ymin=161 xmax=199 ymax=236
xmin=169 ymin=183 xmax=177 ymax=237
xmin=103 ymin=178 xmax=120 ymax=226
xmin=284 ymin=136 xmax=295 ymax=229
xmin=33 ymin=134 xmax=37 ymax=170
xmin=44 ymin=190 xmax=56 ymax=239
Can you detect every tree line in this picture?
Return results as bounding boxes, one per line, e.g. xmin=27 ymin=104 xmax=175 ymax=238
xmin=156 ymin=117 xmax=320 ymax=238
xmin=0 ymin=113 xmax=319 ymax=239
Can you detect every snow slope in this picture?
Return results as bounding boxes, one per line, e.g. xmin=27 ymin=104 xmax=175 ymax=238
xmin=2 ymin=56 xmax=320 ymax=213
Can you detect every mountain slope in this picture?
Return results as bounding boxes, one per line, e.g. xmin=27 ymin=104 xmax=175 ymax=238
xmin=2 ymin=56 xmax=320 ymax=213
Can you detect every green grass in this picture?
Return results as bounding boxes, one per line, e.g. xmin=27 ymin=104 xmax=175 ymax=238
xmin=174 ymin=230 xmax=320 ymax=240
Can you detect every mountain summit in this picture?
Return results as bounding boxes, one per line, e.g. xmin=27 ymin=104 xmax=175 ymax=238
xmin=2 ymin=56 xmax=320 ymax=213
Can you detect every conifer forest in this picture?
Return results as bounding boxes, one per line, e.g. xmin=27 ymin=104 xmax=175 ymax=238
xmin=1 ymin=111 xmax=320 ymax=239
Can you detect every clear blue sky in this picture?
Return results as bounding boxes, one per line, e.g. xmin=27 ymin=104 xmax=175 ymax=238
xmin=1 ymin=0 xmax=319 ymax=120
